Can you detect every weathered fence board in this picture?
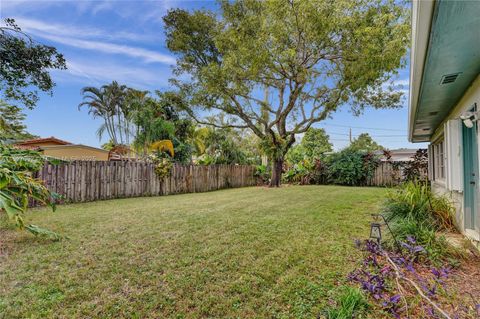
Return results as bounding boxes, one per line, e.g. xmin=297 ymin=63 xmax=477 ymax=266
xmin=38 ymin=161 xmax=257 ymax=204
xmin=366 ymin=162 xmax=426 ymax=186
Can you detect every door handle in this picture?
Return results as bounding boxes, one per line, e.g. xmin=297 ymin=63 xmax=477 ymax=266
xmin=470 ymin=181 xmax=476 ymax=185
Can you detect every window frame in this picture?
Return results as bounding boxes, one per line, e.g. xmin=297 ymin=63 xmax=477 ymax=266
xmin=432 ymin=137 xmax=446 ymax=181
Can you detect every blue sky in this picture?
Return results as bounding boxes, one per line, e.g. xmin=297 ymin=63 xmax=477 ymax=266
xmin=1 ymin=0 xmax=426 ymax=150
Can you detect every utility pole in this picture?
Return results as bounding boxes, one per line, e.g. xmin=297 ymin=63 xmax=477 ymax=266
xmin=349 ymin=127 xmax=352 ymax=143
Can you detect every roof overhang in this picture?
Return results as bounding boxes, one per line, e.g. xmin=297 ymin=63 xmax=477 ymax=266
xmin=15 ymin=136 xmax=72 ymax=146
xmin=408 ymin=0 xmax=480 ymax=142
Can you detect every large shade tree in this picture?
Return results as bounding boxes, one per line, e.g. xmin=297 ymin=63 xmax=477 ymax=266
xmin=163 ymin=0 xmax=409 ymax=186
xmin=0 ymin=18 xmax=66 ymax=109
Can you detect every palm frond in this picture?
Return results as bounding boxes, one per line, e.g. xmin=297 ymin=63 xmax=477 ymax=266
xmin=149 ymin=140 xmax=175 ymax=157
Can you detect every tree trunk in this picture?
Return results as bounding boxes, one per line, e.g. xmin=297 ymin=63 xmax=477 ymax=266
xmin=269 ymin=158 xmax=283 ymax=187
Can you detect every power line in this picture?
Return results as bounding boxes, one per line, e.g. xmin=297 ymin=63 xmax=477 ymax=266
xmin=319 ymin=123 xmax=406 ymax=132
xmin=327 ymin=132 xmax=406 ymax=138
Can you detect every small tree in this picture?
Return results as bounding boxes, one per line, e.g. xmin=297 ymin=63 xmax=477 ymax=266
xmin=301 ymin=128 xmax=332 ymax=159
xmin=164 ymin=0 xmax=409 ymax=186
xmin=349 ymin=133 xmax=384 ymax=152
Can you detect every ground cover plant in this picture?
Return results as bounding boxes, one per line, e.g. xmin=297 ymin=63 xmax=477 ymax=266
xmin=1 ymin=186 xmax=386 ymax=318
xmin=341 ymin=182 xmax=480 ymax=318
xmin=348 ymin=238 xmax=479 ymax=318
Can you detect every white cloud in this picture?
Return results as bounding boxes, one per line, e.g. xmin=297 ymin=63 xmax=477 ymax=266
xmin=53 ymin=60 xmax=171 ymax=89
xmin=39 ymin=32 xmax=175 ymax=64
xmin=15 ymin=17 xmax=157 ymax=43
xmin=12 ymin=17 xmax=175 ymax=64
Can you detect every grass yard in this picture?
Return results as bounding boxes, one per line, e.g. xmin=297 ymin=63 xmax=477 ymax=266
xmin=0 ymin=185 xmax=386 ymax=318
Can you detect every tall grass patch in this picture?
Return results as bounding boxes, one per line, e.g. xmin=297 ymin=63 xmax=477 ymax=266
xmin=325 ymin=287 xmax=369 ymax=319
xmin=383 ymin=181 xmax=461 ymax=261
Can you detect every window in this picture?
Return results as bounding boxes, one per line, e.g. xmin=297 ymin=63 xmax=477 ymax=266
xmin=433 ymin=139 xmax=445 ymax=180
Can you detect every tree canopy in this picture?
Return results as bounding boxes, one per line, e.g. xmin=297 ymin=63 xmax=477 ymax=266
xmin=0 ymin=18 xmax=66 ymax=109
xmin=163 ymin=0 xmax=409 ymax=186
xmin=0 ymin=100 xmax=36 ymax=141
xmin=349 ymin=133 xmax=384 ymax=152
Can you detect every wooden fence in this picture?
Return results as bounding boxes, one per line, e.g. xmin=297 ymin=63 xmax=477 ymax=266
xmin=37 ymin=161 xmax=256 ymax=203
xmin=366 ymin=162 xmax=400 ymax=186
xmin=366 ymin=162 xmax=427 ymax=186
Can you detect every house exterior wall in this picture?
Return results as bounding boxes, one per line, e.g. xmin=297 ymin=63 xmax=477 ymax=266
xmin=26 ymin=141 xmax=67 ymax=147
xmin=42 ymin=146 xmax=109 ymax=161
xmin=429 ymin=74 xmax=480 ymax=248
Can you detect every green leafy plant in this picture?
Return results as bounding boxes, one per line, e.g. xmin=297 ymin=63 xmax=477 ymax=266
xmin=384 ymin=181 xmax=455 ymax=230
xmin=0 ymin=144 xmax=60 ymax=240
xmin=254 ymin=164 xmax=270 ymax=185
xmin=383 ymin=181 xmax=460 ymax=261
xmin=327 ymin=149 xmax=379 ymax=186
xmin=150 ymin=155 xmax=173 ymax=179
xmin=283 ymin=160 xmax=313 ymax=185
xmin=325 ymin=287 xmax=369 ymax=319
xmin=389 ymin=219 xmax=464 ymax=263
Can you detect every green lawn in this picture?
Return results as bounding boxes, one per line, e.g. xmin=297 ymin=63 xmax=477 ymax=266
xmin=0 ymin=185 xmax=386 ymax=318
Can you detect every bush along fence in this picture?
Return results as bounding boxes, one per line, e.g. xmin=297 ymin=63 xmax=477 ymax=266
xmin=281 ymin=149 xmax=428 ymax=187
xmin=36 ymin=161 xmax=257 ymax=203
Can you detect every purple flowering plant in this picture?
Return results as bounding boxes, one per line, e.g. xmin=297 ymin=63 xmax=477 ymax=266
xmin=347 ymin=237 xmax=468 ymax=318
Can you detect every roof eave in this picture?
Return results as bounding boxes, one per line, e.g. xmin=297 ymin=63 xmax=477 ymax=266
xmin=408 ymin=0 xmax=436 ymax=143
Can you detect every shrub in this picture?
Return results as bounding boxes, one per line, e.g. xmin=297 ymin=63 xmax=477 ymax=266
xmin=254 ymin=164 xmax=270 ymax=185
xmin=383 ymin=181 xmax=459 ymax=261
xmin=327 ymin=149 xmax=379 ymax=186
xmin=282 ymin=159 xmax=328 ymax=185
xmin=149 ymin=154 xmax=173 ymax=179
xmin=282 ymin=160 xmax=312 ymax=185
xmin=384 ymin=181 xmax=455 ymax=230
xmin=403 ymin=149 xmax=428 ymax=182
xmin=384 ymin=181 xmax=434 ymax=225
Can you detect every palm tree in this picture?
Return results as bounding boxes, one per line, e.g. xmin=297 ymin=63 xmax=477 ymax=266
xmin=125 ymin=88 xmax=149 ymax=146
xmin=107 ymin=81 xmax=128 ymax=144
xmin=79 ymin=85 xmax=117 ymax=144
xmin=190 ymin=127 xmax=210 ymax=155
xmin=79 ymin=81 xmax=130 ymax=146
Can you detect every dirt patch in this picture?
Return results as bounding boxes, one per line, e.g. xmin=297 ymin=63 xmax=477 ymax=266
xmin=0 ymin=229 xmax=15 ymax=258
xmin=441 ymin=257 xmax=480 ymax=317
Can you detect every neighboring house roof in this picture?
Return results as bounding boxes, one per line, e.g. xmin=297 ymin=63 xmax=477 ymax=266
xmin=14 ymin=136 xmax=72 ymax=149
xmin=408 ymin=1 xmax=480 ymax=142
xmin=375 ymin=149 xmax=419 ymax=162
xmin=13 ymin=137 xmax=108 ymax=154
